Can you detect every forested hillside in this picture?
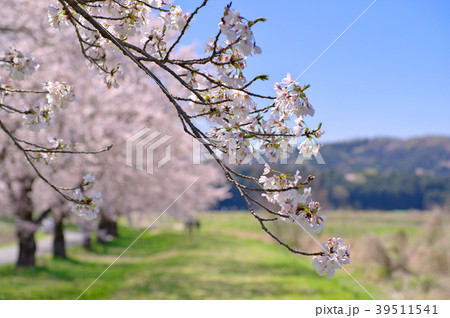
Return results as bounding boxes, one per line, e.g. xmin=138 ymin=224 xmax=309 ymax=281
xmin=219 ymin=136 xmax=450 ymax=210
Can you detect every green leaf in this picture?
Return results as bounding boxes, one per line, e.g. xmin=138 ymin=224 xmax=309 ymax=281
xmin=257 ymin=75 xmax=269 ymax=81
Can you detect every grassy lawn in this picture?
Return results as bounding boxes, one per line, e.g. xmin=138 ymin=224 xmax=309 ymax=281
xmin=319 ymin=210 xmax=429 ymax=239
xmin=200 ymin=210 xmax=430 ymax=239
xmin=0 ymin=212 xmax=384 ymax=300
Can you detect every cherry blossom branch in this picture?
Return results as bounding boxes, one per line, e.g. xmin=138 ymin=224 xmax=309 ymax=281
xmin=164 ymin=0 xmax=209 ymax=60
xmin=0 ymin=87 xmax=47 ymax=94
xmin=55 ymin=0 xmax=351 ymax=275
xmin=60 ymin=0 xmax=324 ymax=256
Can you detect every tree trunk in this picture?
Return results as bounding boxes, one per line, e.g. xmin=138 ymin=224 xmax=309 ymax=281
xmin=100 ymin=217 xmax=118 ymax=237
xmin=109 ymin=220 xmax=118 ymax=237
xmin=82 ymin=231 xmax=92 ymax=250
xmin=97 ymin=214 xmax=118 ymax=244
xmin=15 ymin=177 xmax=36 ymax=268
xmin=53 ymin=216 xmax=66 ymax=258
xmin=17 ymin=231 xmax=36 ymax=267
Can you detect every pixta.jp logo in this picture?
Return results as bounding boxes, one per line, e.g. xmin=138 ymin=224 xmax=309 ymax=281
xmin=126 ymin=128 xmax=171 ymax=174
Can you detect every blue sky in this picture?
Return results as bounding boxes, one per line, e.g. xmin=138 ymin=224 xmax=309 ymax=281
xmin=178 ymin=0 xmax=450 ymax=142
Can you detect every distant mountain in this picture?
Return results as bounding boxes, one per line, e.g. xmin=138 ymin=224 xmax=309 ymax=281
xmin=315 ymin=136 xmax=450 ymax=177
xmin=218 ymin=136 xmax=450 ymax=211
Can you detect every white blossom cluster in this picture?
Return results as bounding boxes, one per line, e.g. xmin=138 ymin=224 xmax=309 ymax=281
xmin=44 ymin=81 xmax=75 ymax=110
xmin=180 ymin=6 xmax=332 ymax=259
xmin=31 ymin=135 xmax=76 ymax=167
xmin=0 ymin=49 xmax=75 ymax=132
xmin=22 ymin=104 xmax=54 ymax=132
xmin=202 ymin=8 xmax=262 ymax=89
xmin=0 ymin=47 xmax=39 ymax=81
xmin=71 ymin=174 xmax=102 ymax=220
xmin=23 ymin=81 xmax=75 ymax=132
xmin=274 ymin=73 xmax=315 ymax=118
xmin=182 ymin=8 xmax=268 ymax=165
xmin=82 ymin=173 xmax=96 ymax=190
xmin=312 ymin=237 xmax=351 ymax=278
xmin=159 ymin=5 xmax=189 ymax=31
xmin=259 ymin=164 xmax=326 ymax=234
xmin=218 ymin=7 xmax=261 ymax=59
xmin=47 ymin=4 xmax=70 ymax=29
xmin=48 ymin=0 xmax=189 ymax=88
xmin=140 ymin=27 xmax=166 ymax=58
xmin=298 ymin=138 xmax=321 ymax=159
xmin=188 ymin=73 xmax=321 ymax=164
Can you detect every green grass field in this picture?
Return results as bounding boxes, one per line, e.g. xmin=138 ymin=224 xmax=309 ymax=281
xmin=1 ymin=210 xmax=448 ymax=300
xmin=0 ymin=211 xmax=385 ymax=300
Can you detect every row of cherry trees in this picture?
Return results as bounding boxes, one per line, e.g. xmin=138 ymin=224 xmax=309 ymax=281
xmin=1 ymin=0 xmax=350 ymax=278
xmin=0 ymin=0 xmax=229 ymax=267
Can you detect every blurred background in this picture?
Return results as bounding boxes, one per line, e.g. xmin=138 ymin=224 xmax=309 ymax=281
xmin=0 ymin=0 xmax=449 ymax=300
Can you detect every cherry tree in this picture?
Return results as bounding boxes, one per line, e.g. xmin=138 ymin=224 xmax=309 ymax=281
xmin=0 ymin=45 xmax=104 ymax=266
xmin=1 ymin=0 xmax=229 ymax=264
xmin=48 ymin=0 xmax=351 ymax=277
xmin=0 ymin=0 xmax=109 ymax=266
xmin=0 ymin=51 xmax=105 ymax=266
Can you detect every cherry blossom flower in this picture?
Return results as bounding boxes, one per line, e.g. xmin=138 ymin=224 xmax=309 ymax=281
xmin=312 ymin=238 xmax=351 ymax=278
xmin=30 ymin=135 xmax=76 ymax=167
xmin=298 ymin=139 xmax=320 ymax=159
xmin=140 ymin=27 xmax=167 ymax=57
xmin=44 ymin=81 xmax=75 ymax=110
xmin=0 ymin=47 xmax=39 ymax=81
xmin=82 ymin=173 xmax=96 ymax=190
xmin=281 ymin=72 xmax=297 ymax=86
xmin=23 ymin=104 xmax=55 ymax=132
xmin=48 ymin=4 xmax=69 ymax=29
xmin=263 ymin=163 xmax=271 ymax=175
xmin=71 ymin=189 xmax=102 ymax=221
xmin=259 ymin=168 xmax=326 ymax=235
xmin=159 ymin=5 xmax=189 ymax=31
